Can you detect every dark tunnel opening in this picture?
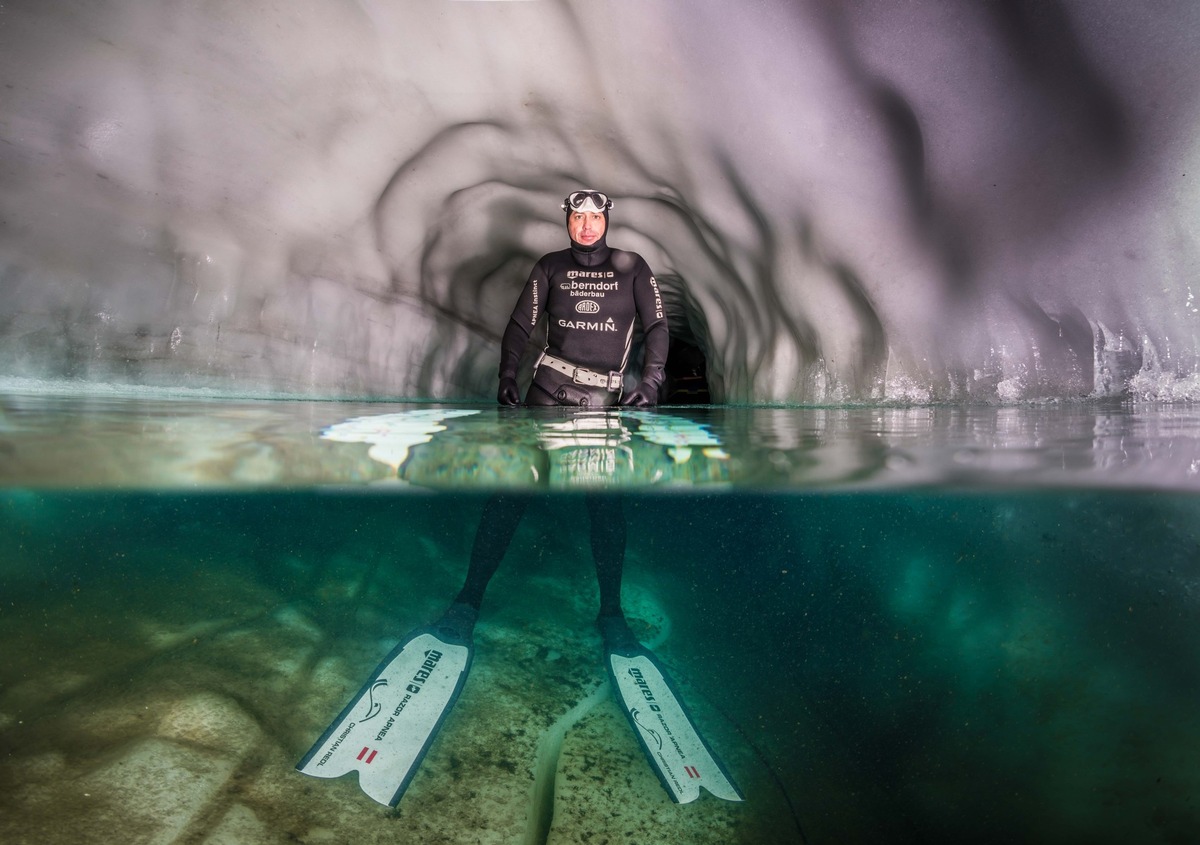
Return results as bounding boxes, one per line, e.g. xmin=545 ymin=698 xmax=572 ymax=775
xmin=662 ymin=337 xmax=711 ymax=405
xmin=649 ymin=273 xmax=713 ymax=405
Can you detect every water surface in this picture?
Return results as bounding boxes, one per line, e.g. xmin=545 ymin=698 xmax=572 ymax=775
xmin=1 ymin=388 xmax=1198 ymax=844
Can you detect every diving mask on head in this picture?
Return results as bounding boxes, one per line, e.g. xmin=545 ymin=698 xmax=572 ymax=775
xmin=562 ymin=190 xmax=613 ymax=213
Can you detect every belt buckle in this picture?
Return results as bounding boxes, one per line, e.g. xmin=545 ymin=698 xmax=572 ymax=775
xmin=607 ymin=371 xmax=622 ymax=392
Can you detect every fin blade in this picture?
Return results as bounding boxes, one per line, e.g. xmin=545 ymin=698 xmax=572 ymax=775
xmin=607 ymin=649 xmax=744 ymax=804
xmin=297 ymin=630 xmax=472 ymax=806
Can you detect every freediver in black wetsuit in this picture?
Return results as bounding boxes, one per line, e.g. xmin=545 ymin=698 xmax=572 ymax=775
xmin=497 ymin=189 xmax=668 ymax=409
xmin=446 ymin=189 xmax=669 ymax=644
xmin=300 ymin=216 xmax=743 ymax=801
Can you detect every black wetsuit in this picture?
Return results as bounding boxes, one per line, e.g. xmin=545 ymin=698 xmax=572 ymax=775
xmin=457 ymin=234 xmax=660 ymax=623
xmin=499 ymin=240 xmax=669 ymax=406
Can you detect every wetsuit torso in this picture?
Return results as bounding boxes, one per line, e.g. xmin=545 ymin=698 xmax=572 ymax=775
xmin=499 ymin=242 xmax=669 ymax=406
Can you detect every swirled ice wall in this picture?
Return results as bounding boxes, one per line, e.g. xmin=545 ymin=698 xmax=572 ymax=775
xmin=1 ymin=0 xmax=1199 ymax=402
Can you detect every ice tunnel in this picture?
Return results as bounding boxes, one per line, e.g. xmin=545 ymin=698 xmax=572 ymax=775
xmin=2 ymin=0 xmax=1199 ymax=403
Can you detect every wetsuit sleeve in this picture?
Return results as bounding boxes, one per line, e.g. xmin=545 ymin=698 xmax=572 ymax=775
xmin=633 ymin=258 xmax=669 ymax=389
xmin=498 ymin=259 xmax=550 ymax=380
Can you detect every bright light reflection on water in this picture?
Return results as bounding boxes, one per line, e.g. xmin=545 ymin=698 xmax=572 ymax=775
xmin=3 ymin=392 xmax=1200 ymax=492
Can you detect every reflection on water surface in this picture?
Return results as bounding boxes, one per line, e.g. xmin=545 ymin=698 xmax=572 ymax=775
xmin=3 ymin=391 xmax=1200 ymax=492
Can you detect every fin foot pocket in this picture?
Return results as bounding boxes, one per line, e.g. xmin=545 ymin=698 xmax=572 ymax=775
xmin=435 ymin=601 xmax=478 ymax=644
xmin=597 ymin=613 xmax=639 ymax=654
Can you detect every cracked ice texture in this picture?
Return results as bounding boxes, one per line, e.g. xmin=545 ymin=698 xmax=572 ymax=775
xmin=1 ymin=0 xmax=1199 ymax=402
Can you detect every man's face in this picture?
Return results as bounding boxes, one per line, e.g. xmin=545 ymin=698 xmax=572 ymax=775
xmin=568 ymin=211 xmax=606 ymax=246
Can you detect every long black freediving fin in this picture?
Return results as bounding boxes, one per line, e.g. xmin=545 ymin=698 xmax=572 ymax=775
xmin=296 ymin=603 xmax=476 ymax=806
xmin=600 ymin=615 xmax=744 ymax=804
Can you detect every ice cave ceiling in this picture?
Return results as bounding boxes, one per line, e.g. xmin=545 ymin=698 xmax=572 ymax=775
xmin=1 ymin=0 xmax=1198 ymax=402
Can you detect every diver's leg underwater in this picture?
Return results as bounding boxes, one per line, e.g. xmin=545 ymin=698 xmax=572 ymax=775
xmin=296 ymin=493 xmax=741 ymax=805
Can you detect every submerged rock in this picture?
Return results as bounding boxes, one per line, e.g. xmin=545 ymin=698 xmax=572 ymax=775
xmin=201 ymin=804 xmax=275 ymax=845
xmin=157 ymin=692 xmax=263 ymax=756
xmin=81 ymin=738 xmax=238 ymax=845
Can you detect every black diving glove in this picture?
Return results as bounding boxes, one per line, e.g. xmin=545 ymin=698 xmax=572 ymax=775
xmin=497 ymin=376 xmax=521 ymax=406
xmin=619 ymin=380 xmax=658 ymax=407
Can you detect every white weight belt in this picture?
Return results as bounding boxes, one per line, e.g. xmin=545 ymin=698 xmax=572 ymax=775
xmin=537 ymin=352 xmax=623 ymax=392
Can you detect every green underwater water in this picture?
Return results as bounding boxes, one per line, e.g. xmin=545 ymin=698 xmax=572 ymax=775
xmin=1 ymin=488 xmax=1197 ymax=844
